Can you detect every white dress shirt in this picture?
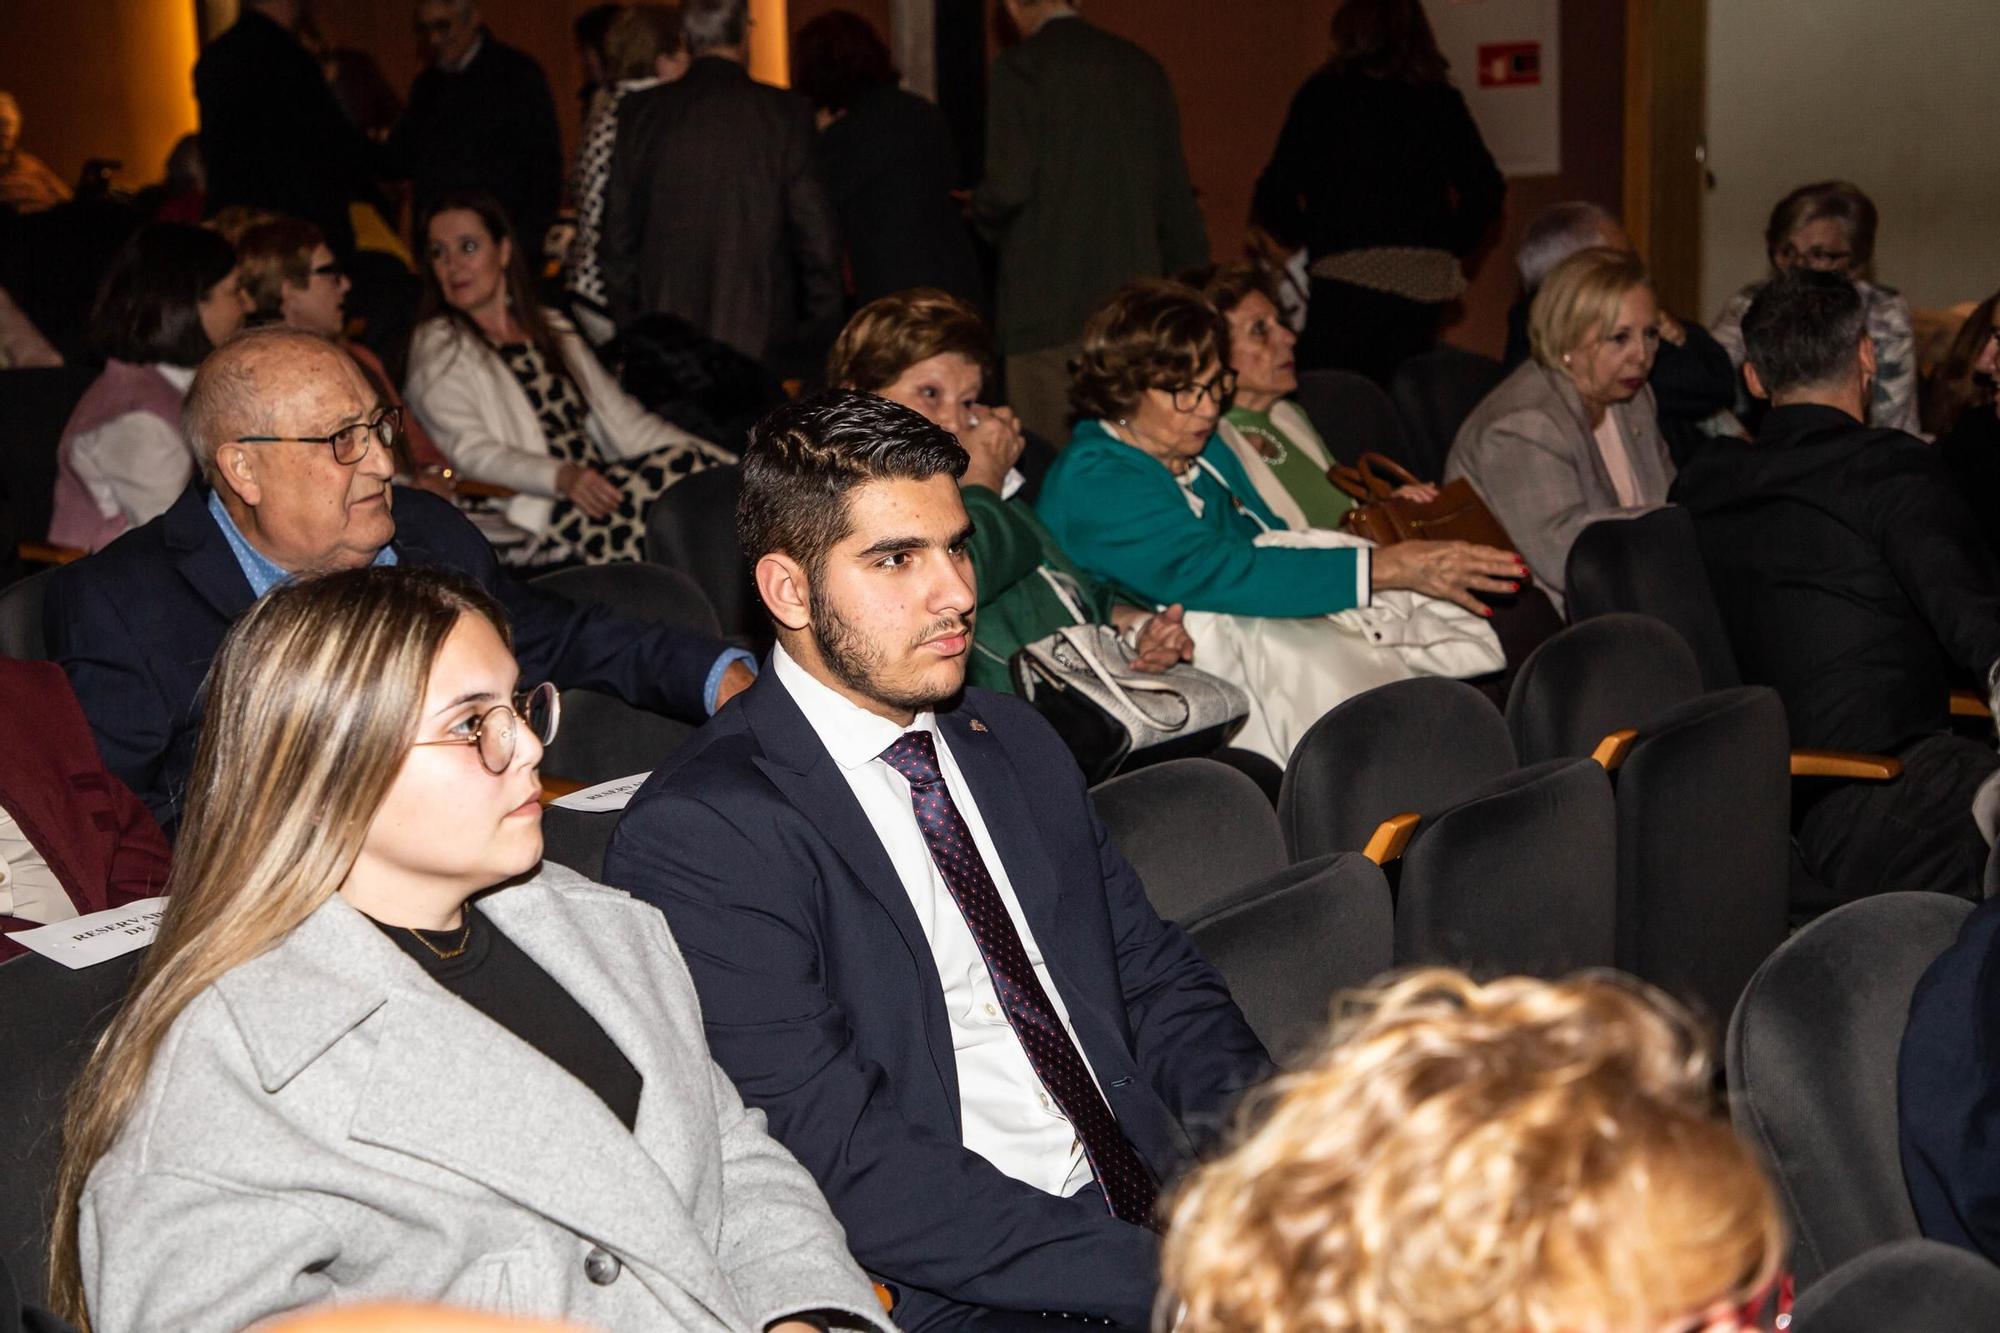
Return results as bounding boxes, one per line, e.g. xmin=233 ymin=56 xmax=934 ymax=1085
xmin=68 ymin=363 xmax=196 ymax=529
xmin=772 ymin=646 xmax=1096 ymax=1196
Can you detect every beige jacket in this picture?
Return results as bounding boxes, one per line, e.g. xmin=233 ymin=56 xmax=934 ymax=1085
xmin=1444 ymin=360 xmax=1674 ymax=609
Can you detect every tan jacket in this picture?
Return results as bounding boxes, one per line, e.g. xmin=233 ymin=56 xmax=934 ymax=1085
xmin=1444 ymin=360 xmax=1675 ymax=609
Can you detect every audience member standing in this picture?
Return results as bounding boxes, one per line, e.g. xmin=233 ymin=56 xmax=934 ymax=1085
xmin=602 ymin=0 xmax=842 ymax=371
xmin=193 ymin=0 xmax=381 ymax=254
xmin=0 ymin=92 xmax=70 ymax=214
xmin=973 ymin=0 xmax=1208 ymax=443
xmin=391 ymin=0 xmax=563 ymax=270
xmin=564 ymin=4 xmax=690 ymax=345
xmin=794 ymin=11 xmax=983 ymax=310
xmin=1253 ymin=0 xmax=1504 ymax=383
xmin=1674 ymin=270 xmax=2000 ymax=903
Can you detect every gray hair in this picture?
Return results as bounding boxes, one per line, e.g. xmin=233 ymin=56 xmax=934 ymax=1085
xmin=1516 ymin=201 xmax=1620 ymax=294
xmin=183 ymin=327 xmax=342 ymax=476
xmin=680 ymin=0 xmax=747 ymax=54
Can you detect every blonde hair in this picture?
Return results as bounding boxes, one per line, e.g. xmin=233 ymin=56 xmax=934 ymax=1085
xmin=1162 ymin=969 xmax=1785 ymax=1333
xmin=47 ymin=567 xmax=509 ymax=1327
xmin=1527 ymin=247 xmax=1651 ymax=370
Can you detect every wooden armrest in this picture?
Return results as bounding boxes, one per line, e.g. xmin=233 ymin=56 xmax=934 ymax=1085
xmin=1789 ymin=749 xmax=1903 ymax=781
xmin=1362 ymin=812 xmax=1421 ymax=865
xmin=1591 ymin=728 xmax=1640 ymax=772
xmin=450 ymin=477 xmax=517 ymax=500
xmin=539 ymin=775 xmax=586 ymax=805
xmin=17 ymin=541 xmax=85 ymax=566
xmin=1951 ymin=688 xmax=1988 ymax=719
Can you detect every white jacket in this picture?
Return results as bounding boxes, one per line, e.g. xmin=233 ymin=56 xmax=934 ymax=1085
xmin=404 ymin=310 xmax=733 ymax=538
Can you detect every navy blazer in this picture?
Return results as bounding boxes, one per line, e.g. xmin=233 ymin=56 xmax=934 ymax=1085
xmin=1901 ymin=894 xmax=2000 ymax=1260
xmin=45 ymin=482 xmax=731 ymax=836
xmin=603 ymin=672 xmax=1271 ymax=1329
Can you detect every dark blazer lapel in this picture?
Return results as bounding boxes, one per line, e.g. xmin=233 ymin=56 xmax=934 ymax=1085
xmin=162 ymin=484 xmax=257 ymax=623
xmin=737 ymin=674 xmax=961 ymax=1102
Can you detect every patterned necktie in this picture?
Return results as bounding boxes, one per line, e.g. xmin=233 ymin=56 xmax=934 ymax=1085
xmin=879 ymin=729 xmax=1159 ymax=1227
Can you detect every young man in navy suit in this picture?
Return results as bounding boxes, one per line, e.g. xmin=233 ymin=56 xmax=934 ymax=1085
xmin=605 ymin=390 xmax=1270 ymax=1332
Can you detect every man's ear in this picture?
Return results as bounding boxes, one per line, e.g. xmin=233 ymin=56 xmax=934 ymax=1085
xmin=1858 ymin=331 xmax=1879 ymax=380
xmin=1743 ymin=361 xmax=1768 ymax=402
xmin=755 ymin=552 xmax=812 ymax=633
xmin=212 ymin=443 xmax=262 ymax=508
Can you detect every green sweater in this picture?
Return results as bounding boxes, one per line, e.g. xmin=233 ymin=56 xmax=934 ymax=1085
xmin=962 ymin=484 xmax=1120 ymax=694
xmin=1035 ymin=420 xmax=1368 ymax=617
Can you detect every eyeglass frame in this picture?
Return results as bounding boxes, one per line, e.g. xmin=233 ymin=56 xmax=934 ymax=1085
xmin=230 ymin=405 xmax=402 ymax=466
xmin=309 ymin=260 xmax=346 ymax=281
xmin=1166 ymin=368 xmax=1239 ymax=413
xmin=410 ymin=682 xmax=562 ymax=775
xmin=1773 ymin=242 xmax=1853 ymax=270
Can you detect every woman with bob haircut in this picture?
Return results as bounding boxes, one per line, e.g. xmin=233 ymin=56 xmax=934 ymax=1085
xmin=1163 ymin=969 xmax=1789 ymax=1333
xmin=406 ymin=192 xmax=733 ymax=566
xmin=827 ymin=287 xmax=1194 ymax=694
xmin=47 ymin=565 xmax=892 ymax=1333
xmin=1710 ymin=179 xmax=1918 ymax=435
xmin=1445 ymin=247 xmax=1674 ymax=611
xmin=48 ymin=222 xmax=251 ymax=550
xmin=1035 ymin=280 xmax=1519 ymax=760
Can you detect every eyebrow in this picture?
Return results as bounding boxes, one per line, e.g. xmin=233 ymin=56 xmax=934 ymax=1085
xmin=855 ymin=522 xmax=976 ymax=559
xmin=431 ymin=689 xmax=498 ymax=717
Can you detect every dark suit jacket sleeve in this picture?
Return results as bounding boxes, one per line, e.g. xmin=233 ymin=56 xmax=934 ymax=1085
xmin=402 ymin=491 xmax=728 ymax=722
xmin=44 ymin=566 xmax=181 ymax=831
xmin=607 ymin=790 xmax=1161 ymax=1325
xmin=599 ymin=104 xmax=648 ymax=328
xmin=1250 ymin=81 xmax=1315 ymax=247
xmin=782 ymin=108 xmax=845 ymax=340
xmin=1151 ymin=68 xmax=1209 ymax=272
xmin=1439 ymin=87 xmax=1504 ymax=257
xmin=515 ymin=55 xmax=563 ymax=245
xmin=1649 ymin=319 xmax=1737 ymax=423
xmin=970 ymin=53 xmax=1034 ymax=240
xmin=1869 ymin=449 xmax=2000 ymax=681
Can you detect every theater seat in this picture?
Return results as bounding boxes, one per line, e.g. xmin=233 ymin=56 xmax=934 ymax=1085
xmin=643 ymin=465 xmax=771 ymax=654
xmin=0 ymin=567 xmax=56 ymax=660
xmin=1791 ymin=1238 xmax=2000 ymax=1332
xmin=1291 ymin=369 xmax=1420 ymax=473
xmin=1727 ymin=892 xmax=1974 ymax=1287
xmin=1565 ymin=507 xmax=1742 ymax=691
xmin=1093 ymin=757 xmax=1287 ymax=922
xmin=1387 ymin=345 xmax=1506 ymax=480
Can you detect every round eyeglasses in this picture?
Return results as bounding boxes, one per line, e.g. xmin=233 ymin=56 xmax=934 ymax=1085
xmin=231 ymin=405 xmax=402 ymax=466
xmin=410 ymin=682 xmax=561 ymax=774
xmin=1169 ymin=369 xmax=1238 ymax=413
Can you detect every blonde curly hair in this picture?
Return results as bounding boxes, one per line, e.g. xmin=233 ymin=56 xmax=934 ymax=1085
xmin=1161 ymin=970 xmax=1784 ymax=1333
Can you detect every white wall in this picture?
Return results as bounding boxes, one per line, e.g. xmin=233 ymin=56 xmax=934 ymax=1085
xmin=1703 ymin=0 xmax=2000 ymax=320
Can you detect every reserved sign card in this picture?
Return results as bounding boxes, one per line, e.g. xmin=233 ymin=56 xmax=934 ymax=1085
xmin=549 ymin=772 xmax=652 ymax=813
xmin=12 ymin=897 xmax=167 ymax=969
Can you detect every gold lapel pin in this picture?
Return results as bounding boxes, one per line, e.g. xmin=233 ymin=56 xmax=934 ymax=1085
xmin=970 ymin=719 xmax=989 ymax=733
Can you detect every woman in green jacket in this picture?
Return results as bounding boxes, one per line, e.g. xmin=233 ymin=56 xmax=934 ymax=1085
xmin=827 ymin=288 xmax=1194 ymax=694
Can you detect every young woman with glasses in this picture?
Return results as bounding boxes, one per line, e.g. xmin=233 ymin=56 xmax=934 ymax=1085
xmin=1034 ymin=280 xmax=1521 ymax=761
xmin=47 ymin=566 xmax=890 ymax=1333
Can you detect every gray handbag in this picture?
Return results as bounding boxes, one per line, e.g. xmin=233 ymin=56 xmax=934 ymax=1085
xmin=1011 ymin=623 xmax=1250 ymax=785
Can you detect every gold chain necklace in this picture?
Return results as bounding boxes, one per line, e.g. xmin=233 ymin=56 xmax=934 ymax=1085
xmin=407 ymin=917 xmax=473 ymax=961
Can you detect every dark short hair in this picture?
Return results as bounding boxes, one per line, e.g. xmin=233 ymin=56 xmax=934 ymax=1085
xmin=1068 ymin=280 xmax=1229 ymax=424
xmin=234 ymin=216 xmax=324 ymax=322
xmin=1329 ymin=0 xmax=1448 ymax=83
xmin=826 ymin=288 xmax=990 ymax=392
xmin=574 ymin=3 xmax=625 ymax=61
xmin=1741 ymin=268 xmax=1867 ymax=397
xmin=89 ymin=222 xmax=239 ymax=367
xmin=792 ymin=10 xmax=898 ymax=114
xmin=1184 ymin=262 xmax=1281 ymax=320
xmin=681 ymin=0 xmax=747 ymax=55
xmin=1765 ymin=180 xmax=1877 ymax=271
xmin=604 ymin=5 xmax=683 ymax=80
xmin=738 ymin=389 xmax=968 ymax=580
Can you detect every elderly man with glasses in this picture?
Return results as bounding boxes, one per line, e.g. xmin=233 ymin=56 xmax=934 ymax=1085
xmin=44 ymin=326 xmax=754 ymax=837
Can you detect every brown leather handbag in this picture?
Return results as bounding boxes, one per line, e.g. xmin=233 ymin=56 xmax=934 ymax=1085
xmin=1328 ymin=452 xmax=1524 ymax=573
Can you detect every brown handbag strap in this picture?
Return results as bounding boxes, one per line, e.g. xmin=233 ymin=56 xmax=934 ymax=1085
xmin=1357 ymin=452 xmax=1423 ymax=494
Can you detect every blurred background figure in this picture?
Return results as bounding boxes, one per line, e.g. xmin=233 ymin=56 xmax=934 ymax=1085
xmin=0 ymin=91 xmax=72 ymax=214
xmin=1164 ymin=970 xmax=1787 ymax=1333
xmin=793 ymin=10 xmax=983 ymax=311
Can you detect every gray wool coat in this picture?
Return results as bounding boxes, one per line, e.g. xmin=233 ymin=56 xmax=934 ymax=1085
xmin=78 ymin=864 xmax=894 ymax=1333
xmin=1444 ymin=359 xmax=1675 ymax=611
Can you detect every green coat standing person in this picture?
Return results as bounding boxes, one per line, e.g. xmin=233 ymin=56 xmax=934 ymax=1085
xmin=972 ymin=0 xmax=1210 ymax=444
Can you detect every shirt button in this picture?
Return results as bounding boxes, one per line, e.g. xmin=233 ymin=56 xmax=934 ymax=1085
xmin=1038 ymin=1091 xmax=1053 ymax=1111
xmin=584 ymin=1245 xmax=621 ymax=1286
xmin=984 ymin=1002 xmax=999 ymax=1017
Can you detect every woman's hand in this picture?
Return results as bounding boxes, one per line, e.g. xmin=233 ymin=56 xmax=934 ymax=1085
xmin=1389 ymin=482 xmax=1439 ymax=503
xmin=1371 ymin=540 xmax=1527 ymax=616
xmin=1655 ymin=307 xmax=1687 ymax=347
xmin=1113 ymin=603 xmax=1195 ymax=672
xmin=958 ymin=404 xmax=1026 ymax=493
xmin=557 ymin=463 xmax=624 ymax=519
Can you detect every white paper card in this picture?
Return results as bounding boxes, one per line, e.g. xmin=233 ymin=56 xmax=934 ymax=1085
xmin=12 ymin=897 xmax=167 ymax=969
xmin=550 ymin=772 xmax=653 ymax=813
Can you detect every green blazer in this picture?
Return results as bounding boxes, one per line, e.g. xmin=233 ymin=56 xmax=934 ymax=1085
xmin=963 ymin=483 xmax=1120 ymax=694
xmin=970 ymin=16 xmax=1209 ymax=355
xmin=1035 ymin=420 xmax=1369 ymax=618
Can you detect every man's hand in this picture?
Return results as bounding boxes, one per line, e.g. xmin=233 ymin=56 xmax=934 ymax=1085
xmin=715 ymin=659 xmax=755 ymax=708
xmin=1371 ymin=541 xmax=1526 ymax=616
xmin=1656 ymin=308 xmax=1687 ymax=347
xmin=1113 ymin=602 xmax=1195 ymax=672
xmin=958 ymin=404 xmax=1026 ymax=493
xmin=557 ymin=463 xmax=624 ymax=519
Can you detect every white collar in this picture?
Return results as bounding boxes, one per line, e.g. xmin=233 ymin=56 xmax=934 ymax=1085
xmin=155 ymin=363 xmax=196 ymax=391
xmin=771 ymin=643 xmax=936 ymax=772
